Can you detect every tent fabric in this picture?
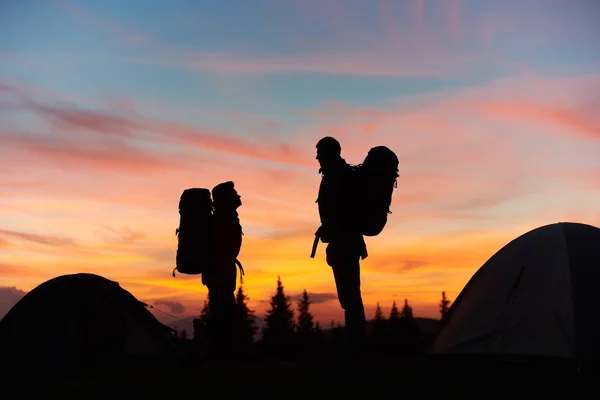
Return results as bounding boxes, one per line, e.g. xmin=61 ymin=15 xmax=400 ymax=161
xmin=0 ymin=273 xmax=184 ymax=376
xmin=429 ymin=222 xmax=600 ymax=360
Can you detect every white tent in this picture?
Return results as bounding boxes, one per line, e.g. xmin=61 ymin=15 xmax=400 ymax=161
xmin=429 ymin=222 xmax=600 ymax=361
xmin=0 ymin=273 xmax=185 ymax=376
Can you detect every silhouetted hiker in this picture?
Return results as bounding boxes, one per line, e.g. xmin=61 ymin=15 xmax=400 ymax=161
xmin=201 ymin=181 xmax=244 ymax=359
xmin=311 ymin=137 xmax=400 ymax=354
xmin=313 ymin=137 xmax=368 ymax=349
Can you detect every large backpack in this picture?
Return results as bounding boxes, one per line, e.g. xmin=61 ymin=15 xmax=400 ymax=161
xmin=310 ymin=146 xmax=399 ymax=258
xmin=353 ymin=146 xmax=399 ymax=237
xmin=172 ymin=188 xmax=214 ymax=277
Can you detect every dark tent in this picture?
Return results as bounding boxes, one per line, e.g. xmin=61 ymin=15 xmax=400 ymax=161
xmin=429 ymin=222 xmax=600 ymax=365
xmin=0 ymin=273 xmax=186 ymax=377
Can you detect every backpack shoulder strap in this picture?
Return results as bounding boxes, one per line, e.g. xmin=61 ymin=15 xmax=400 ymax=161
xmin=235 ymin=258 xmax=244 ymax=284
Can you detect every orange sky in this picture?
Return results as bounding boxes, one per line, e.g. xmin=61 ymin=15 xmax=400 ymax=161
xmin=1 ymin=0 xmax=599 ymax=328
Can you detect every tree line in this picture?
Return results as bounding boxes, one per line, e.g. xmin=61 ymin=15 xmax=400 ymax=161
xmin=179 ymin=276 xmax=452 ymax=360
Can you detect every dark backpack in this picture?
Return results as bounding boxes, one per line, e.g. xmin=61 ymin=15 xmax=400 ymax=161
xmin=353 ymin=146 xmax=399 ymax=236
xmin=172 ymin=188 xmax=214 ymax=277
xmin=310 ymin=146 xmax=399 ymax=258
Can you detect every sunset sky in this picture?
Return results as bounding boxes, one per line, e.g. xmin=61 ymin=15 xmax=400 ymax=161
xmin=1 ymin=0 xmax=599 ymax=329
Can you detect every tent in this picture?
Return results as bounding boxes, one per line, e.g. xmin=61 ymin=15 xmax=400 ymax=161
xmin=0 ymin=273 xmax=186 ymax=377
xmin=429 ymin=222 xmax=600 ymax=363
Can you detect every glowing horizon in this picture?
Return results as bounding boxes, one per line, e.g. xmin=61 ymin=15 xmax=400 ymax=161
xmin=1 ymin=0 xmax=599 ymax=328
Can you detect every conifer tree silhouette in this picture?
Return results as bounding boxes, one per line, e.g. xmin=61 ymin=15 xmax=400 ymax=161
xmin=374 ymin=302 xmax=385 ymax=321
xmin=179 ymin=329 xmax=188 ymax=341
xmin=193 ymin=300 xmax=210 ymax=342
xmin=389 ymin=300 xmax=400 ymax=320
xmin=440 ymin=291 xmax=451 ymax=322
xmin=234 ymin=286 xmax=258 ymax=352
xmin=372 ymin=302 xmax=387 ymax=350
xmin=401 ymin=299 xmax=413 ymax=320
xmin=399 ymin=299 xmax=421 ymax=355
xmin=295 ymin=289 xmax=317 ymax=355
xmin=388 ymin=300 xmax=402 ymax=349
xmin=262 ymin=276 xmax=295 ymax=357
xmin=296 ymin=289 xmax=315 ymax=335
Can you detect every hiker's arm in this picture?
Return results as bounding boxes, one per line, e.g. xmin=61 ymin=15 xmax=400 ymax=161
xmin=230 ymin=222 xmax=242 ymax=259
xmin=319 ymin=177 xmax=338 ymax=241
xmin=213 ymin=220 xmax=242 ymax=260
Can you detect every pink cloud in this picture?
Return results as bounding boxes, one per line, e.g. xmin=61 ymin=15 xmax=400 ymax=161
xmin=1 ymin=81 xmax=312 ymax=175
xmin=133 ymin=52 xmax=479 ymax=78
xmin=1 ymin=130 xmax=186 ymax=174
xmin=0 ymin=229 xmax=76 ymax=247
xmin=0 ymin=286 xmax=27 ymax=320
xmin=475 ymin=100 xmax=600 ymax=140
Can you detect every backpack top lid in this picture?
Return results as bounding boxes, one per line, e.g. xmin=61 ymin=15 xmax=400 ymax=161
xmin=179 ymin=188 xmax=212 ymax=213
xmin=362 ymin=146 xmax=399 ymax=177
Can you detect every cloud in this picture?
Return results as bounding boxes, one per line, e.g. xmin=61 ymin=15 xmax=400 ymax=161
xmin=1 ymin=81 xmax=311 ymax=173
xmin=291 ymin=292 xmax=338 ymax=305
xmin=154 ymin=299 xmax=185 ymax=314
xmin=543 ymin=167 xmax=600 ymax=191
xmin=98 ymin=226 xmax=147 ymax=245
xmin=0 ymin=287 xmax=27 ymax=320
xmin=468 ymin=100 xmax=600 ymax=140
xmin=0 ymin=229 xmax=76 ymax=247
xmin=140 ymin=52 xmax=479 ymax=78
xmin=49 ymin=0 xmax=505 ymax=79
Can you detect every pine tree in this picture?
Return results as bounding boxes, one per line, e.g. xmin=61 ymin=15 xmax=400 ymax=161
xmin=399 ymin=298 xmax=421 ymax=355
xmin=296 ymin=289 xmax=315 ymax=335
xmin=262 ymin=276 xmax=296 ymax=355
xmin=389 ymin=300 xmax=401 ymax=320
xmin=372 ymin=302 xmax=387 ymax=344
xmin=329 ymin=321 xmax=344 ymax=352
xmin=199 ymin=300 xmax=210 ymax=322
xmin=179 ymin=328 xmax=188 ymax=341
xmin=401 ymin=299 xmax=414 ymax=320
xmin=193 ymin=300 xmax=210 ymax=341
xmin=374 ymin=302 xmax=385 ymax=321
xmin=234 ymin=286 xmax=258 ymax=347
xmin=314 ymin=321 xmax=323 ymax=337
xmin=388 ymin=300 xmax=402 ymax=345
xmin=440 ymin=291 xmax=451 ymax=321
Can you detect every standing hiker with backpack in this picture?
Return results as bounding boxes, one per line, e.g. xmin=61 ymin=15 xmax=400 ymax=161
xmin=314 ymin=136 xmax=368 ymax=349
xmin=202 ymin=181 xmax=244 ymax=359
xmin=173 ymin=182 xmax=244 ymax=359
xmin=311 ymin=136 xmax=399 ymax=352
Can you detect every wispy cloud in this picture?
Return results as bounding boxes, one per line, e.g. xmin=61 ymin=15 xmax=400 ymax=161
xmin=291 ymin=292 xmax=337 ymax=305
xmin=0 ymin=229 xmax=76 ymax=247
xmin=154 ymin=299 xmax=185 ymax=314
xmin=46 ymin=0 xmax=513 ymax=78
xmin=0 ymin=286 xmax=27 ymax=320
xmin=1 ymin=81 xmax=310 ymax=171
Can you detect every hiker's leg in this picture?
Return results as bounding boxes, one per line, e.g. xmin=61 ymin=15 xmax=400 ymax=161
xmin=328 ymin=245 xmax=366 ymax=342
xmin=207 ymin=286 xmax=234 ymax=356
xmin=222 ymin=289 xmax=236 ymax=353
xmin=340 ymin=257 xmax=366 ymax=341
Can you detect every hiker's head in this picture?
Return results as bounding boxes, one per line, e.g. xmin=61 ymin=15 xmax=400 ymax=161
xmin=212 ymin=181 xmax=241 ymax=210
xmin=316 ymin=136 xmax=341 ymax=169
